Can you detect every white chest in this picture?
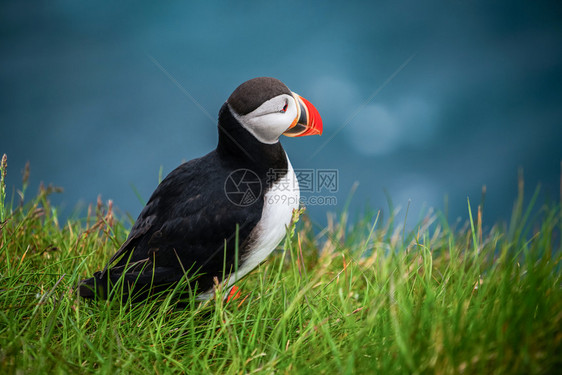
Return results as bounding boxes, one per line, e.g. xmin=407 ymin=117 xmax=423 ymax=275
xmin=229 ymin=156 xmax=300 ymax=286
xmin=197 ymin=155 xmax=299 ymax=300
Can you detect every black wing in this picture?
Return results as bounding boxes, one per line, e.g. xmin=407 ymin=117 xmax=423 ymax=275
xmin=80 ymin=152 xmax=262 ymax=299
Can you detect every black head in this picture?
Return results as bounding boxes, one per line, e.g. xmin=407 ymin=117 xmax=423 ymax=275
xmin=227 ymin=77 xmax=292 ymax=116
xmin=223 ymin=77 xmax=322 ymax=145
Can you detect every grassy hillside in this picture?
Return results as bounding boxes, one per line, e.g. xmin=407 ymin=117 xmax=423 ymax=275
xmin=1 ymin=155 xmax=561 ymax=374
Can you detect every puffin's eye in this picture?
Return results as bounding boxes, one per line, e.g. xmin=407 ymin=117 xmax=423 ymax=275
xmin=280 ymin=102 xmax=288 ymax=113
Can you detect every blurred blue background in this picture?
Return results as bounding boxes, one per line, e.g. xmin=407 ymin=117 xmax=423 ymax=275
xmin=1 ymin=1 xmax=561 ymax=229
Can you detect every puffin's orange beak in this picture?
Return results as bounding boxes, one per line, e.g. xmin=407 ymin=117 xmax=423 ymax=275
xmin=283 ymin=93 xmax=323 ymax=137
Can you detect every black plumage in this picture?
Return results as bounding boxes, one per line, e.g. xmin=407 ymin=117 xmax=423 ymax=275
xmin=79 ymin=99 xmax=288 ymax=301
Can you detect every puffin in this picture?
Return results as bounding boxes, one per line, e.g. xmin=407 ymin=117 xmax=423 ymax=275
xmin=79 ymin=77 xmax=322 ymax=302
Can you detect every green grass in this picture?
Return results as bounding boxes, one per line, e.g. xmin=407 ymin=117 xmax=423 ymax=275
xmin=1 ymin=154 xmax=561 ymax=374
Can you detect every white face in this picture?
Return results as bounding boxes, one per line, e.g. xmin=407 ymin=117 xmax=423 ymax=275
xmin=229 ymin=93 xmax=298 ymax=144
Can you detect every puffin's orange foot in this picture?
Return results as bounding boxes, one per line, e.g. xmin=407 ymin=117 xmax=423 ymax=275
xmin=226 ymin=285 xmax=241 ymax=303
